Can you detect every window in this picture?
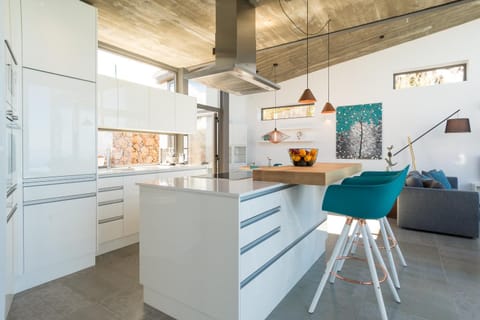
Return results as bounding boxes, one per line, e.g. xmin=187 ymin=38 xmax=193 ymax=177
xmin=394 ymin=63 xmax=466 ymax=90
xmin=97 ymin=49 xmax=176 ymax=91
xmin=261 ymin=104 xmax=315 ymax=121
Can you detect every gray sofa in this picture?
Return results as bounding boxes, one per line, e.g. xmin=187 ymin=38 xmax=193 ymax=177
xmin=397 ymin=177 xmax=479 ymax=238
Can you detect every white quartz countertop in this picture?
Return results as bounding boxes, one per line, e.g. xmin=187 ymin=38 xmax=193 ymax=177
xmin=137 ymin=176 xmax=292 ymax=199
xmin=98 ymin=164 xmax=207 ymax=178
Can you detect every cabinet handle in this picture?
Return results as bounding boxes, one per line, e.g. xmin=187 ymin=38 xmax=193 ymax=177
xmin=98 ymin=186 xmax=124 ymax=193
xmin=240 ymin=206 xmax=281 ymax=229
xmin=7 ymin=204 xmax=18 ymax=223
xmin=4 ymin=40 xmax=18 ymax=65
xmin=24 ymin=192 xmax=96 ymax=206
xmin=240 ymin=226 xmax=281 ymax=255
xmin=98 ymin=198 xmax=124 ymax=206
xmin=98 ymin=215 xmax=124 ymax=224
xmin=6 ymin=183 xmax=17 ymax=198
xmin=23 ymin=174 xmax=96 ymax=187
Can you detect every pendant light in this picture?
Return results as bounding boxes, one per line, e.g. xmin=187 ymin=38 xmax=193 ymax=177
xmin=321 ymin=19 xmax=335 ymax=114
xmin=265 ymin=63 xmax=288 ymax=144
xmin=298 ymin=0 xmax=316 ymax=104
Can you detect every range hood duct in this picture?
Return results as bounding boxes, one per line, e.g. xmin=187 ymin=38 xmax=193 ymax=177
xmin=185 ymin=0 xmax=280 ymax=95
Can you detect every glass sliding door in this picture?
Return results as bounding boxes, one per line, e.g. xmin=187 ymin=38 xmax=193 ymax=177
xmin=189 ymin=108 xmax=218 ymax=174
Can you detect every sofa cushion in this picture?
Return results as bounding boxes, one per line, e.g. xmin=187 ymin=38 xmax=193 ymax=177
xmin=423 ymin=179 xmax=444 ymax=189
xmin=406 ymin=170 xmax=433 ymax=188
xmin=422 ymin=170 xmax=452 ymax=189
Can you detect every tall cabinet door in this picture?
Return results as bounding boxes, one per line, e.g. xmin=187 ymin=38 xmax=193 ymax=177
xmin=21 ymin=0 xmax=96 ymax=82
xmin=23 ymin=69 xmax=96 ymax=179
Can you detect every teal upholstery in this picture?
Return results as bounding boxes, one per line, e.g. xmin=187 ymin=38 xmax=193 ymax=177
xmin=322 ymin=166 xmax=409 ymax=220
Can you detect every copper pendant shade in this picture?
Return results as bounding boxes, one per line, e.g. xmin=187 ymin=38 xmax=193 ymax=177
xmin=265 ymin=63 xmax=289 ymax=144
xmin=321 ymin=19 xmax=335 ymax=114
xmin=298 ymin=0 xmax=316 ymax=104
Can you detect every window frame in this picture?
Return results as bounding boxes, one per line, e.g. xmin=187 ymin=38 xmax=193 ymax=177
xmin=261 ymin=103 xmax=316 ymax=121
xmin=393 ymin=63 xmax=467 ymax=90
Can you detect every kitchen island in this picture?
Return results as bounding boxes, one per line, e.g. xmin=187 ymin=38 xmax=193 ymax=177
xmin=138 ymin=163 xmax=361 ymax=320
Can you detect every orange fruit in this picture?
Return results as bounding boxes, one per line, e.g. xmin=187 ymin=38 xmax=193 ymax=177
xmin=299 ymin=149 xmax=306 ymax=157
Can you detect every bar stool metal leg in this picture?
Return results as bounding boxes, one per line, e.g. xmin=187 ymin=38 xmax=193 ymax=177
xmin=335 ymin=221 xmax=359 ymax=274
xmin=329 ymin=221 xmax=354 ymax=284
xmin=379 ymin=218 xmax=401 ymax=289
xmin=365 ymin=223 xmax=401 ymax=304
xmin=359 ymin=220 xmax=388 ymax=320
xmin=383 ymin=217 xmax=407 ymax=267
xmin=308 ymin=217 xmax=353 ymax=314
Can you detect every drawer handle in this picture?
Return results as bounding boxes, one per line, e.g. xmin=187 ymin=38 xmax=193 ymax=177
xmin=6 ymin=204 xmax=18 ymax=223
xmin=24 ymin=192 xmax=96 ymax=206
xmin=98 ymin=199 xmax=124 ymax=207
xmin=98 ymin=215 xmax=124 ymax=224
xmin=240 ymin=206 xmax=281 ymax=229
xmin=6 ymin=183 xmax=17 ymax=198
xmin=240 ymin=219 xmax=326 ymax=289
xmin=240 ymin=226 xmax=281 ymax=255
xmin=98 ymin=186 xmax=124 ymax=193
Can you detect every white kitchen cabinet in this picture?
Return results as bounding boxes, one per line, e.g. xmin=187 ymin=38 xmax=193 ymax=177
xmin=22 ymin=194 xmax=96 ymax=291
xmin=175 ymin=93 xmax=197 ymax=134
xmin=23 ymin=69 xmax=96 ymax=179
xmin=148 ymin=88 xmax=175 ymax=132
xmin=97 ymin=75 xmax=119 ymax=128
xmin=21 ymin=0 xmax=97 ymax=82
xmin=117 ymin=79 xmax=149 ymax=130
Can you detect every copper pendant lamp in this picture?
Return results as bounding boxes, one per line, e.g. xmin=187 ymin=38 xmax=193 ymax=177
xmin=321 ymin=19 xmax=335 ymax=114
xmin=265 ymin=63 xmax=289 ymax=144
xmin=298 ymin=0 xmax=316 ymax=104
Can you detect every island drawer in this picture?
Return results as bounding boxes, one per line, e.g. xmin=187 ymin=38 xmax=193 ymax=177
xmin=98 ymin=218 xmax=124 ymax=243
xmin=97 ymin=187 xmax=124 ymax=203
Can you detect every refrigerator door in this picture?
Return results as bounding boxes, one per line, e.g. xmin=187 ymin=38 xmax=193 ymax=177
xmin=23 ymin=68 xmax=96 ymax=179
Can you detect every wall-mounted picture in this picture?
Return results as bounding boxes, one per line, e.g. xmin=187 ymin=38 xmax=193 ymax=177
xmin=336 ymin=103 xmax=382 ymax=159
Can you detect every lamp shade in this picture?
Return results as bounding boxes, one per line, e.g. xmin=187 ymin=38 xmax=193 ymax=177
xmin=299 ymin=88 xmax=316 ymax=104
xmin=265 ymin=128 xmax=289 ymax=144
xmin=321 ymin=101 xmax=335 ymax=114
xmin=445 ymin=118 xmax=471 ymax=133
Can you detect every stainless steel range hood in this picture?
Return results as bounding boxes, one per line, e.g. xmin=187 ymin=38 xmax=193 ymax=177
xmin=185 ymin=0 xmax=280 ymax=95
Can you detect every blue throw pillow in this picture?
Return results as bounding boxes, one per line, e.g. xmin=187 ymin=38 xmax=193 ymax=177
xmin=423 ymin=169 xmax=452 ymax=189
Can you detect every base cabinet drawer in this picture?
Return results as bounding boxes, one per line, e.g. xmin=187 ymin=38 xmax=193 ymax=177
xmin=98 ymin=219 xmax=124 ymax=243
xmin=98 ymin=201 xmax=123 ymax=221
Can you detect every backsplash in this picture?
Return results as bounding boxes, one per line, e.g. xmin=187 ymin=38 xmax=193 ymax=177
xmin=98 ymin=131 xmax=160 ymax=166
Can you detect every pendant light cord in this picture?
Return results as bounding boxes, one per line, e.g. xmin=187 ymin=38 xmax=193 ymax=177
xmin=279 ymin=0 xmax=328 ymax=36
xmin=273 ymin=63 xmax=278 ymax=129
xmin=306 ymin=0 xmax=309 ymax=89
xmin=327 ymin=19 xmax=330 ymax=102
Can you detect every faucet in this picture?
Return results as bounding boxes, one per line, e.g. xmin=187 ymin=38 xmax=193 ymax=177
xmin=267 ymin=156 xmax=272 ymax=167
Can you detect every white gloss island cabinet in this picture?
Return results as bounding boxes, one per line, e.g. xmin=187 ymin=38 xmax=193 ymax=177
xmin=138 ymin=178 xmax=327 ymax=320
xmin=97 ymin=75 xmax=197 ymax=134
xmin=18 ymin=0 xmax=98 ymax=292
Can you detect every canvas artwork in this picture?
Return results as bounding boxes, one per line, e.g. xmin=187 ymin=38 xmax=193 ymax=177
xmin=336 ymin=103 xmax=382 ymax=159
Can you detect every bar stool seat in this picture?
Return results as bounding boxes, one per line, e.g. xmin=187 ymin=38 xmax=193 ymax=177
xmin=308 ymin=166 xmax=409 ymax=320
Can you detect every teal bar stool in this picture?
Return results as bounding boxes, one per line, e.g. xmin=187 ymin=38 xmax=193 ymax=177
xmin=308 ymin=166 xmax=408 ymax=320
xmin=339 ymin=172 xmax=408 ymax=289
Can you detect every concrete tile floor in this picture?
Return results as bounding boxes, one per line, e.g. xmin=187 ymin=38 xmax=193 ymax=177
xmin=7 ymin=218 xmax=480 ymax=320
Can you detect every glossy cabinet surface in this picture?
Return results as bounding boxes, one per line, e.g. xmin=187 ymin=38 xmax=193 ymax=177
xmin=97 ymin=75 xmax=197 ymax=133
xmin=23 ymin=69 xmax=96 ymax=179
xmin=117 ymin=79 xmax=149 ymax=130
xmin=23 ymin=196 xmax=96 ymax=273
xmin=175 ymin=93 xmax=197 ymax=134
xmin=97 ymin=75 xmax=118 ymax=128
xmin=21 ymin=0 xmax=96 ymax=81
xmin=148 ymin=88 xmax=175 ymax=132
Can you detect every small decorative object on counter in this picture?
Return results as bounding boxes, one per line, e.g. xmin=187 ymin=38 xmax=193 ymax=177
xmin=289 ymin=148 xmax=318 ymax=166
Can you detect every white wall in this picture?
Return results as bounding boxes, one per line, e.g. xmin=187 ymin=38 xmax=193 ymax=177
xmin=233 ymin=19 xmax=480 ymax=189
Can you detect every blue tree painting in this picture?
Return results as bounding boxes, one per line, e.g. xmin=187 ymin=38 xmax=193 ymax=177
xmin=336 ymin=103 xmax=382 ymax=159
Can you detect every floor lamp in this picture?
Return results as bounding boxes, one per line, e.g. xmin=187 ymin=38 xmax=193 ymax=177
xmin=387 ymin=109 xmax=471 ymax=170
